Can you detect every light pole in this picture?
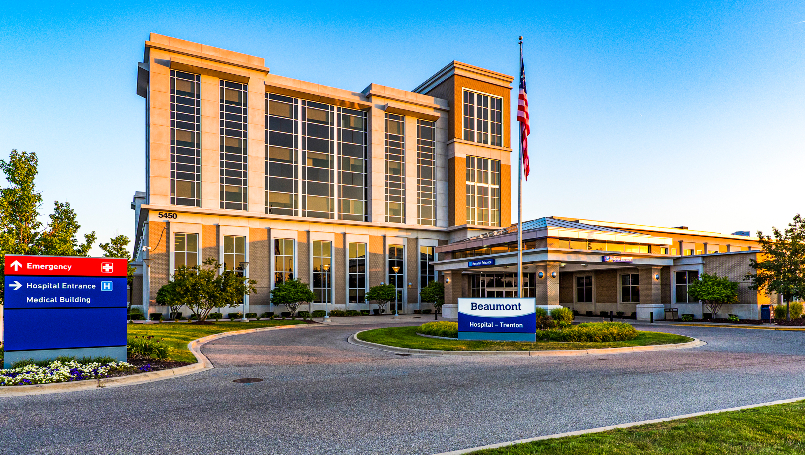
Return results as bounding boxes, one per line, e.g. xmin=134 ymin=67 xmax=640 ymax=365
xmin=239 ymin=261 xmax=249 ymax=322
xmin=323 ymin=263 xmax=330 ymax=323
xmin=392 ymin=266 xmax=400 ymax=319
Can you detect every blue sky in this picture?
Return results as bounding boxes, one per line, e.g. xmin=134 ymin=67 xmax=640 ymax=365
xmin=1 ymin=1 xmax=803 ymax=255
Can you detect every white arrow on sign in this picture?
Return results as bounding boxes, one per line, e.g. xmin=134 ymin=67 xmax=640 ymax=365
xmin=10 ymin=260 xmax=22 ymax=271
xmin=10 ymin=281 xmax=21 ymax=291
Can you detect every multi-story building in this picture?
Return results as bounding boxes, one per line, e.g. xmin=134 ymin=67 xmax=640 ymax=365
xmin=131 ymin=34 xmax=514 ymax=316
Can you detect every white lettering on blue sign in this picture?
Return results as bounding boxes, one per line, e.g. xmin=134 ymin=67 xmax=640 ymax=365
xmin=602 ymin=256 xmax=634 ymax=263
xmin=468 ymin=259 xmax=495 ymax=267
xmin=101 ymin=281 xmax=113 ymax=291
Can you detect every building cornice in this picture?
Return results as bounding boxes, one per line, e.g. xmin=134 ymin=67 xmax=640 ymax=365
xmin=413 ymin=61 xmax=514 ymax=94
xmin=145 ymin=37 xmax=269 ymax=74
xmin=265 ymin=77 xmax=372 ymax=110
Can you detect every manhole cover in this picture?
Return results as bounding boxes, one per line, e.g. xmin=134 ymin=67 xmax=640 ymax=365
xmin=233 ymin=378 xmax=263 ymax=383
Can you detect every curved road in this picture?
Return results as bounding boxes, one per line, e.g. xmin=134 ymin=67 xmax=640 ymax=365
xmin=2 ymin=322 xmax=805 ymax=454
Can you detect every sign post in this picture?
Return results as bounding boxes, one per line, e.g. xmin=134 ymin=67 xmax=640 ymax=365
xmin=458 ymin=298 xmax=537 ymax=342
xmin=3 ymin=255 xmax=128 ymax=368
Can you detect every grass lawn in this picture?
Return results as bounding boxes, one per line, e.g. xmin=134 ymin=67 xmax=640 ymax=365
xmin=470 ymin=400 xmax=805 ymax=454
xmin=127 ymin=320 xmax=306 ymax=363
xmin=356 ymin=325 xmax=691 ymax=351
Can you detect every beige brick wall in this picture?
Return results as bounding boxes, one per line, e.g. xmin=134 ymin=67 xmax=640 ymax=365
xmin=148 ymin=221 xmax=170 ymax=303
xmin=595 ymin=270 xmax=617 ymax=303
xmin=368 ymin=235 xmax=384 ymax=287
xmin=131 ymin=274 xmax=143 ymax=308
xmin=407 ymin=237 xmax=418 ymax=304
xmin=297 ymin=231 xmax=309 ymax=284
xmin=703 ymin=253 xmax=762 ymax=305
xmin=444 ymin=270 xmax=462 ymax=305
xmin=448 ymin=156 xmax=466 ymax=227
xmin=334 ymin=233 xmax=346 ymax=305
xmin=249 ymin=228 xmax=270 ymax=307
xmin=559 ymin=272 xmax=574 ymax=304
xmin=661 ymin=267 xmax=671 ymax=304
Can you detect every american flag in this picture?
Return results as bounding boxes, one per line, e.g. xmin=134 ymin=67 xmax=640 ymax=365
xmin=517 ymin=56 xmax=530 ymax=180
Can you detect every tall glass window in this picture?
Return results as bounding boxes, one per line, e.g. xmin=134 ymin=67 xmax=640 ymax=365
xmin=339 ymin=108 xmax=368 ymax=221
xmin=417 ymin=120 xmax=436 ymax=226
xmin=223 ymin=235 xmax=245 ymax=272
xmin=675 ymin=271 xmax=699 ymax=303
xmin=385 ymin=114 xmax=405 ymax=223
xmin=266 ymin=93 xmax=298 ymax=216
xmin=466 ymin=156 xmax=501 ymax=227
xmin=419 ymin=246 xmax=435 ymax=290
xmin=220 ymin=81 xmax=248 ymax=210
xmin=174 ymin=233 xmax=198 ymax=271
xmin=388 ymin=245 xmax=404 ymax=309
xmin=348 ymin=242 xmax=367 ymax=304
xmin=303 ymin=101 xmax=335 ymax=219
xmin=312 ymin=240 xmax=332 ymax=303
xmin=470 ymin=273 xmax=535 ymax=298
xmin=576 ymin=276 xmax=593 ymax=303
xmin=622 ymin=273 xmax=640 ymax=303
xmin=170 ymin=70 xmax=201 ymax=207
xmin=462 ymin=90 xmax=502 ymax=147
xmin=273 ymin=238 xmax=294 ymax=285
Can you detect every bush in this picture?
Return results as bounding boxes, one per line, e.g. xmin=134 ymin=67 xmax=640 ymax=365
xmin=329 ymin=309 xmax=347 ymax=317
xmin=551 ymin=307 xmax=574 ymax=328
xmin=280 ymin=312 xmax=291 ymax=318
xmin=127 ymin=336 xmax=170 ymax=360
xmin=421 ymin=309 xmax=432 ymax=314
xmin=227 ymin=312 xmax=243 ymax=320
xmin=346 ymin=310 xmax=361 ymax=316
xmin=297 ymin=311 xmax=310 ymax=319
xmin=535 ymin=308 xmax=554 ymax=330
xmin=616 ymin=311 xmax=625 ymax=317
xmin=585 ymin=311 xmax=593 ymax=317
xmin=246 ymin=312 xmax=258 ymax=319
xmin=600 ymin=311 xmax=609 ymax=318
xmin=572 ymin=310 xmax=579 ymax=316
xmin=681 ymin=314 xmax=694 ymax=322
xmin=311 ymin=310 xmax=326 ymax=318
xmin=260 ymin=312 xmax=274 ymax=319
xmin=188 ymin=314 xmax=198 ymax=320
xmin=791 ymin=302 xmax=804 ymax=319
xmin=209 ymin=312 xmax=223 ymax=320
xmin=360 ymin=310 xmax=370 ymax=315
xmin=536 ymin=322 xmax=638 ymax=342
xmin=774 ymin=304 xmax=787 ymax=320
xmin=149 ymin=313 xmax=163 ymax=322
xmin=169 ymin=312 xmax=183 ymax=320
xmin=728 ymin=314 xmax=740 ymax=323
xmin=417 ymin=321 xmax=458 ymax=338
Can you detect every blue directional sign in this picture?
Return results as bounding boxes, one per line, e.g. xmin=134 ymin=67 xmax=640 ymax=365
xmin=4 ymin=277 xmax=127 ymax=309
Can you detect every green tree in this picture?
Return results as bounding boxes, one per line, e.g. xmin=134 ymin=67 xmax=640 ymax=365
xmin=169 ymin=258 xmax=256 ymax=323
xmin=748 ymin=214 xmax=805 ymax=322
xmin=155 ymin=280 xmax=183 ymax=318
xmin=366 ymin=284 xmax=396 ymax=315
xmin=270 ymin=279 xmax=314 ymax=317
xmin=687 ymin=273 xmax=739 ymax=319
xmin=420 ymin=280 xmax=445 ymax=320
xmin=34 ymin=201 xmax=96 ymax=256
xmin=100 ymin=234 xmax=135 ymax=314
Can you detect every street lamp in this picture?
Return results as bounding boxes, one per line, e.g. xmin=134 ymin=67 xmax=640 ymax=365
xmin=239 ymin=261 xmax=249 ymax=322
xmin=392 ymin=266 xmax=400 ymax=319
xmin=323 ymin=263 xmax=331 ymax=323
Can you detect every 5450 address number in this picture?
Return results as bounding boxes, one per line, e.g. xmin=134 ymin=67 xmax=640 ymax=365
xmin=158 ymin=212 xmax=178 ymax=219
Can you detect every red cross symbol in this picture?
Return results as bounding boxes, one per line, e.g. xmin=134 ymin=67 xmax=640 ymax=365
xmin=101 ymin=262 xmax=114 ymax=274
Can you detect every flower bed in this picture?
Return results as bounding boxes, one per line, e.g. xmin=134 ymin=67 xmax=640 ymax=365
xmin=0 ymin=359 xmax=137 ymax=386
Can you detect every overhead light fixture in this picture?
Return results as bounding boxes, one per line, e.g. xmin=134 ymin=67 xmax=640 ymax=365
xmin=538 ymin=271 xmax=545 ymax=279
xmin=551 ymin=271 xmax=557 ymax=278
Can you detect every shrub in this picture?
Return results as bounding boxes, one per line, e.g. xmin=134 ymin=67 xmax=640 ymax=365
xmin=280 ymin=312 xmax=291 ymax=318
xmin=551 ymin=307 xmax=574 ymax=328
xmin=246 ymin=312 xmax=257 ymax=319
xmin=187 ymin=314 xmax=198 ymax=320
xmin=127 ymin=336 xmax=170 ymax=360
xmin=346 ymin=310 xmax=361 ymax=317
xmin=311 ymin=310 xmax=326 ymax=318
xmin=149 ymin=313 xmax=163 ymax=322
xmin=169 ymin=312 xmax=183 ymax=320
xmin=728 ymin=314 xmax=740 ymax=323
xmin=360 ymin=310 xmax=370 ymax=315
xmin=774 ymin=304 xmax=787 ymax=320
xmin=209 ymin=312 xmax=223 ymax=320
xmin=129 ymin=307 xmax=145 ymax=320
xmin=535 ymin=308 xmax=554 ymax=330
xmin=260 ymin=312 xmax=274 ymax=319
xmin=791 ymin=301 xmax=804 ymax=319
xmin=421 ymin=309 xmax=432 ymax=314
xmin=600 ymin=311 xmax=609 ymax=318
xmin=616 ymin=311 xmax=625 ymax=317
xmin=227 ymin=312 xmax=243 ymax=320
xmin=417 ymin=321 xmax=458 ymax=338
xmin=681 ymin=314 xmax=694 ymax=322
xmin=270 ymin=279 xmax=315 ymax=317
xmin=585 ymin=311 xmax=594 ymax=317
xmin=572 ymin=310 xmax=579 ymax=316
xmin=536 ymin=322 xmax=638 ymax=342
xmin=366 ymin=284 xmax=396 ymax=314
xmin=297 ymin=311 xmax=310 ymax=319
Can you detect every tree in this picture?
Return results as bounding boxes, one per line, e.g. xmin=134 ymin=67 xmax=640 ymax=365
xmin=155 ymin=281 xmax=183 ymax=318
xmin=366 ymin=284 xmax=396 ymax=315
xmin=687 ymin=273 xmax=739 ymax=319
xmin=270 ymin=279 xmax=314 ymax=317
xmin=748 ymin=214 xmax=805 ymax=322
xmin=171 ymin=258 xmax=256 ymax=323
xmin=35 ymin=201 xmax=96 ymax=257
xmin=100 ymin=235 xmax=135 ymax=315
xmin=420 ymin=280 xmax=445 ymax=320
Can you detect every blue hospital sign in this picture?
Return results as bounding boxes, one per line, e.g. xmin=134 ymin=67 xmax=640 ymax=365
xmin=101 ymin=281 xmax=113 ymax=291
xmin=458 ymin=298 xmax=537 ymax=342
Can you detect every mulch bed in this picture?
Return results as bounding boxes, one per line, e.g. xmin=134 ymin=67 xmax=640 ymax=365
xmin=103 ymin=357 xmax=193 ymax=379
xmin=773 ymin=319 xmax=805 ymax=326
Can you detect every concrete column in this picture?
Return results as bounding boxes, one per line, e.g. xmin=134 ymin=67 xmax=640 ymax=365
xmin=534 ymin=263 xmax=561 ymax=306
xmin=636 ymin=266 xmax=664 ymax=321
xmin=442 ymin=270 xmax=462 ymax=318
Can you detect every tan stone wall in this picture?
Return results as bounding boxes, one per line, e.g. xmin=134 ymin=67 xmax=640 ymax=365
xmin=444 ymin=270 xmax=462 ymax=305
xmin=334 ymin=233 xmax=346 ymax=305
xmin=639 ymin=267 xmax=662 ymax=304
xmin=131 ymin=274 xmax=143 ymax=308
xmin=297 ymin=231 xmax=309 ymax=284
xmin=368 ymin=235 xmax=384 ymax=287
xmin=148 ymin=221 xmax=170 ymax=304
xmin=407 ymin=237 xmax=418 ymax=304
xmin=249 ymin=228 xmax=270 ymax=307
xmin=147 ymin=55 xmax=171 ymax=207
xmin=559 ymin=272 xmax=574 ymax=304
xmin=661 ymin=267 xmax=671 ymax=304
xmin=448 ymin=156 xmax=466 ymax=227
xmin=202 ymin=225 xmax=218 ymax=263
xmin=421 ymin=77 xmax=456 ymax=141
xmin=703 ymin=253 xmax=761 ymax=305
xmin=595 ymin=270 xmax=618 ymax=304
xmin=500 ymin=163 xmax=512 ymax=227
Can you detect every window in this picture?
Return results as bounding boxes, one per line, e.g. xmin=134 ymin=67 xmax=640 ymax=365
xmin=417 ymin=120 xmax=436 ymax=226
xmin=388 ymin=245 xmax=404 ymax=309
xmin=420 ymin=246 xmax=436 ymax=290
xmin=223 ymin=235 xmax=245 ymax=272
xmin=273 ymin=238 xmax=294 ymax=285
xmin=621 ymin=273 xmax=640 ymax=303
xmin=470 ymin=273 xmax=536 ymax=298
xmin=303 ymin=101 xmax=335 ymax=219
xmin=462 ymin=90 xmax=503 ymax=146
xmin=675 ymin=270 xmax=699 ymax=303
xmin=266 ymin=93 xmax=298 ymax=216
xmin=385 ymin=114 xmax=405 ymax=223
xmin=312 ymin=240 xmax=332 ymax=303
xmin=339 ymin=108 xmax=368 ymax=221
xmin=174 ymin=233 xmax=198 ymax=271
xmin=220 ymin=81 xmax=248 ymax=210
xmin=348 ymin=242 xmax=367 ymax=303
xmin=170 ymin=71 xmax=201 ymax=207
xmin=466 ymin=156 xmax=501 ymax=227
xmin=576 ymin=276 xmax=593 ymax=303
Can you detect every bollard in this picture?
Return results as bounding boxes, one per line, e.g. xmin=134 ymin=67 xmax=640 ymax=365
xmin=610 ymin=311 xmax=613 ymax=322
xmin=650 ymin=312 xmax=654 ymax=323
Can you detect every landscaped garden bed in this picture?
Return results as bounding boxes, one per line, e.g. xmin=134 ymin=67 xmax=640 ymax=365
xmin=357 ymin=322 xmax=692 ymax=351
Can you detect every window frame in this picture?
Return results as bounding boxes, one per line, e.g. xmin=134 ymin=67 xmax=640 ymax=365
xmin=575 ymin=275 xmax=593 ymax=303
xmin=462 ymin=89 xmax=503 ymax=147
xmin=347 ymin=242 xmax=368 ymax=304
xmin=621 ymin=273 xmax=640 ymax=303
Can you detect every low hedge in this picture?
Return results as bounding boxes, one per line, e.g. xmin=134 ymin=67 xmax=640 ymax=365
xmin=417 ymin=321 xmax=458 ymax=338
xmin=537 ymin=322 xmax=638 ymax=342
xmin=311 ymin=310 xmax=326 ymax=318
xmin=297 ymin=311 xmax=310 ymax=319
xmin=246 ymin=312 xmax=258 ymax=319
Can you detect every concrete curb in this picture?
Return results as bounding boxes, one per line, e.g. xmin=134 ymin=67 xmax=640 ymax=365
xmin=0 ymin=324 xmax=309 ymax=397
xmin=433 ymin=395 xmax=805 ymax=455
xmin=348 ymin=330 xmax=704 ymax=357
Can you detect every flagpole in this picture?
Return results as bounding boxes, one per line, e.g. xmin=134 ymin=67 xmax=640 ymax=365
xmin=517 ymin=36 xmax=523 ymax=299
